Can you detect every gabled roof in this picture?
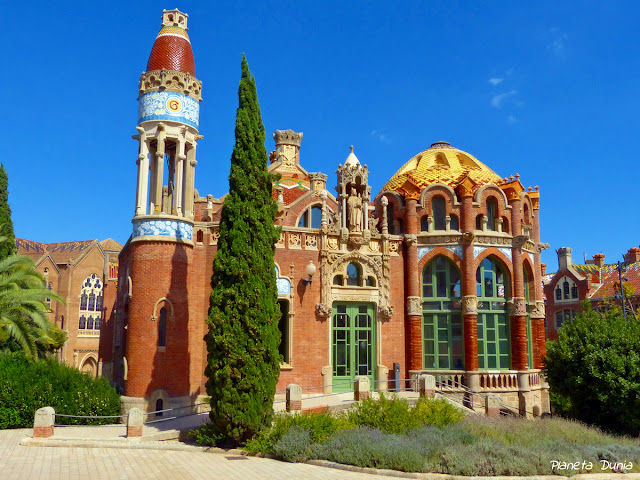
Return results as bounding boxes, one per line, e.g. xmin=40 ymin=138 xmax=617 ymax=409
xmin=15 ymin=238 xmax=122 ymax=265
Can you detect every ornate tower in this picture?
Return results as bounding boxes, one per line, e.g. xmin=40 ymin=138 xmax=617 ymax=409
xmin=122 ymin=9 xmax=203 ymax=413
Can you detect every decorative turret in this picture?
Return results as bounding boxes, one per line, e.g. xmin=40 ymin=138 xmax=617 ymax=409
xmin=336 ymin=146 xmax=371 ymax=244
xmin=132 ymin=9 xmax=202 ymax=242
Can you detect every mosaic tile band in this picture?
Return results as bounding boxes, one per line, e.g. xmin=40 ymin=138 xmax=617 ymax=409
xmin=132 ymin=219 xmax=193 ymax=241
xmin=138 ymin=91 xmax=199 ymax=128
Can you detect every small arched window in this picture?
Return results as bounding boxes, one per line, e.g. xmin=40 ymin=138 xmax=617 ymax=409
xmin=87 ymin=316 xmax=94 ymax=329
xmin=298 ymin=205 xmax=322 ymax=228
xmin=450 ymin=214 xmax=459 ymax=231
xmin=563 ymin=281 xmax=570 ymax=300
xmin=432 ymin=196 xmax=446 ymax=231
xmin=346 ymin=263 xmax=362 ymax=286
xmin=197 ymin=230 xmax=204 ymax=243
xmin=555 ymin=286 xmax=562 ymax=300
xmin=502 ymin=216 xmax=510 ymax=234
xmin=158 ymin=307 xmax=167 ymax=348
xmin=366 ymin=276 xmax=376 ymax=287
xmin=571 ymin=284 xmax=578 ymax=299
xmin=387 ymin=202 xmax=395 ymax=235
xmin=486 ymin=197 xmax=498 ymax=231
xmin=476 ymin=214 xmax=484 ymax=230
xmin=333 ymin=275 xmax=343 ymax=286
xmin=155 ymin=399 xmax=164 ymax=417
xmin=420 ymin=216 xmax=429 ymax=232
xmin=79 ymin=315 xmax=86 ymax=329
xmin=523 ymin=204 xmax=531 ymax=225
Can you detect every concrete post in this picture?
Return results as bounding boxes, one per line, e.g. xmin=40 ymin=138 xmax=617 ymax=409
xmin=286 ymin=384 xmax=302 ymax=412
xmin=354 ymin=376 xmax=370 ymax=401
xmin=418 ymin=374 xmax=436 ymax=398
xmin=126 ymin=407 xmax=144 ymax=438
xmin=376 ymin=364 xmax=389 ymax=392
xmin=485 ymin=393 xmax=501 ymax=417
xmin=33 ymin=407 xmax=55 ymax=438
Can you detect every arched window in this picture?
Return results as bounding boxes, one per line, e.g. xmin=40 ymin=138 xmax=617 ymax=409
xmin=366 ymin=276 xmax=376 ymax=287
xmin=502 ymin=216 xmax=510 ymax=234
xmin=158 ymin=307 xmax=167 ymax=348
xmin=420 ymin=216 xmax=429 ymax=232
xmin=450 ymin=214 xmax=459 ymax=231
xmin=298 ymin=205 xmax=322 ymax=229
xmin=196 ymin=230 xmax=204 ymax=243
xmin=523 ymin=204 xmax=531 ymax=225
xmin=346 ymin=263 xmax=362 ymax=286
xmin=476 ymin=258 xmax=510 ymax=369
xmin=79 ymin=274 xmax=103 ymax=331
xmin=79 ymin=315 xmax=86 ymax=329
xmin=432 ymin=196 xmax=446 ymax=231
xmin=523 ymin=267 xmax=533 ymax=368
xmin=422 ymin=257 xmax=463 ymax=370
xmin=476 ymin=214 xmax=484 ymax=230
xmin=333 ymin=275 xmax=343 ymax=286
xmin=556 ymin=277 xmax=578 ymax=302
xmin=387 ymin=202 xmax=395 ymax=234
xmin=155 ymin=399 xmax=164 ymax=417
xmin=486 ymin=197 xmax=498 ymax=231
xmin=563 ymin=281 xmax=570 ymax=299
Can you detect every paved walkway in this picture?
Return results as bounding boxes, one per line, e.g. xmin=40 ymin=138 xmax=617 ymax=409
xmin=1 ymin=428 xmax=408 ymax=480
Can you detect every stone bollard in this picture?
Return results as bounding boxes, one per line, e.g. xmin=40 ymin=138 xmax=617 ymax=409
xmin=33 ymin=407 xmax=55 ymax=438
xmin=419 ymin=374 xmax=436 ymax=398
xmin=286 ymin=384 xmax=302 ymax=412
xmin=126 ymin=408 xmax=144 ymax=438
xmin=354 ymin=376 xmax=370 ymax=401
xmin=485 ymin=393 xmax=502 ymax=417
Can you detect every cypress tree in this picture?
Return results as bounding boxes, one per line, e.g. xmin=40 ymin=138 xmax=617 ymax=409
xmin=0 ymin=164 xmax=15 ymax=259
xmin=204 ymin=55 xmax=281 ymax=445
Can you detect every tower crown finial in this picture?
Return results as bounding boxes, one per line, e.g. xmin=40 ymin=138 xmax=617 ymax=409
xmin=162 ymin=9 xmax=188 ymax=29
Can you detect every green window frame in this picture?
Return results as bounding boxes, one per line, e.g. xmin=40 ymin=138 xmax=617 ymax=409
xmin=422 ymin=256 xmax=464 ymax=370
xmin=523 ymin=267 xmax=533 ymax=369
xmin=476 ymin=257 xmax=510 ymax=369
xmin=332 ymin=303 xmax=375 ymax=391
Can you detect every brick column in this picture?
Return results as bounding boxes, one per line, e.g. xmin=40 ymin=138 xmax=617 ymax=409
xmin=509 ymin=196 xmax=528 ymax=371
xmin=530 ymin=189 xmax=546 ymax=367
xmin=404 ymin=197 xmax=422 ymax=372
xmin=459 ymin=192 xmax=478 ymax=372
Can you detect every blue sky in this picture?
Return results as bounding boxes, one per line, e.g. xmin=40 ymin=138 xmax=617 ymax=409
xmin=4 ymin=1 xmax=639 ymax=270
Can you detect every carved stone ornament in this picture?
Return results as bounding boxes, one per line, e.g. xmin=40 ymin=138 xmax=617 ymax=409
xmin=406 ymin=296 xmax=422 ymax=316
xmin=462 ymin=232 xmax=475 ymax=245
xmin=139 ymin=70 xmax=203 ymax=101
xmin=340 ymin=227 xmax=349 ymax=243
xmin=531 ymin=301 xmax=546 ymax=319
xmin=462 ymin=295 xmax=478 ymax=315
xmin=368 ymin=216 xmax=380 ymax=235
xmin=378 ymin=305 xmax=394 ymax=320
xmin=405 ymin=234 xmax=417 ymax=246
xmin=315 ymin=303 xmax=332 ymax=318
xmin=510 ymin=297 xmax=527 ymax=316
xmin=273 ymin=129 xmax=303 ymax=147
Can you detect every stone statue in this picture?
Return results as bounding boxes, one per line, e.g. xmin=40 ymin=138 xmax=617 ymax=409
xmin=347 ymin=187 xmax=362 ymax=232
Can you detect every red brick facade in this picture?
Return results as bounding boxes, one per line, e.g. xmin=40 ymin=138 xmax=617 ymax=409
xmin=100 ymin=10 xmax=550 ymax=417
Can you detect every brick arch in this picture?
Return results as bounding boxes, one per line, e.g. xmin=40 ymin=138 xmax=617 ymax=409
xmin=293 ymin=201 xmax=323 ymax=227
xmin=152 ymin=297 xmax=174 ymax=322
xmin=418 ymin=246 xmax=463 ymax=273
xmin=80 ymin=352 xmax=98 ymax=377
xmin=420 ymin=183 xmax=460 ymax=211
xmin=475 ymin=185 xmax=510 ymax=221
xmin=473 ymin=248 xmax=514 ymax=282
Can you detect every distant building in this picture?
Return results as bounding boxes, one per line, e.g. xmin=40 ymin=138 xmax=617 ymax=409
xmin=100 ymin=9 xmax=550 ymax=417
xmin=15 ymin=238 xmax=121 ymax=375
xmin=544 ymin=247 xmax=640 ymax=339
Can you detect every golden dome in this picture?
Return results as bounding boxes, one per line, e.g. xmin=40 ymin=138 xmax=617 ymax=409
xmin=380 ymin=141 xmax=503 ymax=195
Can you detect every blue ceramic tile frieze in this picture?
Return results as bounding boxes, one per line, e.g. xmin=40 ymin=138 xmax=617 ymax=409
xmin=132 ymin=219 xmax=193 ymax=240
xmin=138 ymin=91 xmax=199 ymax=128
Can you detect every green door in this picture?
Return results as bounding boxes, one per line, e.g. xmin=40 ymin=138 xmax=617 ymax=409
xmin=332 ymin=303 xmax=375 ymax=392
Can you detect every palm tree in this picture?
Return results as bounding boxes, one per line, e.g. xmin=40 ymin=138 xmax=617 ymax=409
xmin=0 ymin=239 xmax=65 ymax=359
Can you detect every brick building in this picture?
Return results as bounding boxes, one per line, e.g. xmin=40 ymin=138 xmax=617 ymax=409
xmin=99 ymin=9 xmax=550 ymax=416
xmin=15 ymin=238 xmax=121 ymax=375
xmin=544 ymin=247 xmax=640 ymax=339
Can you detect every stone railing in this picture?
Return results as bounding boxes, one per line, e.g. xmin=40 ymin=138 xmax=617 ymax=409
xmin=528 ymin=369 xmax=542 ymax=388
xmin=478 ymin=371 xmax=518 ymax=391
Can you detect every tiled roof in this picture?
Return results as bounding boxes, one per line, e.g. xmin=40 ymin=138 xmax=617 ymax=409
xmin=590 ymin=262 xmax=640 ymax=299
xmin=147 ymin=25 xmax=195 ymax=76
xmin=16 ymin=239 xmax=97 ymax=265
xmin=100 ymin=238 xmax=124 ymax=252
xmin=273 ymin=177 xmax=311 ymax=206
xmin=381 ymin=142 xmax=503 ymax=195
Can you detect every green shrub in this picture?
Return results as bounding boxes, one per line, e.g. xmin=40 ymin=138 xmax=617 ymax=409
xmin=0 ymin=352 xmax=121 ymax=428
xmin=347 ymin=394 xmax=464 ymax=434
xmin=545 ymin=303 xmax=640 ymax=435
